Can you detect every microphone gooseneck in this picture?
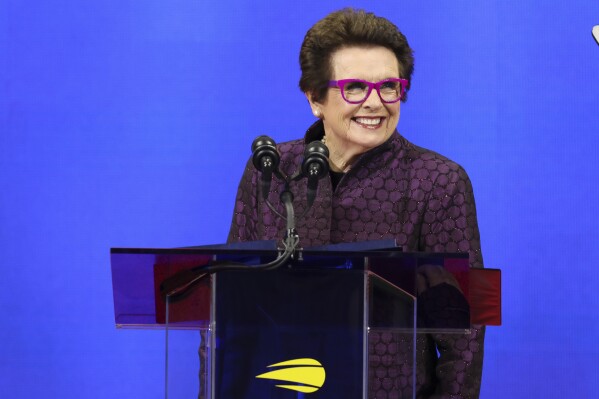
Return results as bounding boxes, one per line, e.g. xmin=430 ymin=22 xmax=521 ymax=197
xmin=251 ymin=136 xmax=281 ymax=200
xmin=302 ymin=140 xmax=330 ymax=208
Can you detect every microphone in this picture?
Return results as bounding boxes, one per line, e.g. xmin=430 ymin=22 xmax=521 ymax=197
xmin=301 ymin=140 xmax=330 ymax=207
xmin=251 ymin=136 xmax=280 ymax=200
xmin=593 ymin=25 xmax=599 ymax=46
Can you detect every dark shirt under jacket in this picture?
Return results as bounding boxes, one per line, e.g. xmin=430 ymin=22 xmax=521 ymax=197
xmin=228 ymin=120 xmax=485 ymax=399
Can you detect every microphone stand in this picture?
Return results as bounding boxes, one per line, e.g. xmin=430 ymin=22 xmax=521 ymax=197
xmin=160 ymin=138 xmax=327 ymax=299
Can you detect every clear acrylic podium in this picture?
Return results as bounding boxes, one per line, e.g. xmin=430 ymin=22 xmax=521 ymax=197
xmin=111 ymin=241 xmax=500 ymax=399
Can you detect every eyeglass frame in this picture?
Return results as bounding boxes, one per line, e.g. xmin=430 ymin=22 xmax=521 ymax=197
xmin=328 ymin=78 xmax=408 ymax=104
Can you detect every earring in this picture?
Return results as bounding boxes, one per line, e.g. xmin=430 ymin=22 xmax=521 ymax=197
xmin=313 ymin=109 xmax=321 ymax=118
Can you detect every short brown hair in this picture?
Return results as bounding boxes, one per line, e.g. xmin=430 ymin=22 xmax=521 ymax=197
xmin=299 ymin=8 xmax=414 ymax=102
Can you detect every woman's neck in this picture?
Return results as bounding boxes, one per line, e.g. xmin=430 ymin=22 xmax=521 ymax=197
xmin=322 ymin=136 xmax=364 ymax=173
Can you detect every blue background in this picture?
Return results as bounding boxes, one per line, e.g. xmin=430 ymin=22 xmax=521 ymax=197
xmin=1 ymin=0 xmax=598 ymax=397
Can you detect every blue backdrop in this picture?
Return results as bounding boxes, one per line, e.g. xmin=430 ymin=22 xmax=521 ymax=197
xmin=1 ymin=1 xmax=598 ymax=397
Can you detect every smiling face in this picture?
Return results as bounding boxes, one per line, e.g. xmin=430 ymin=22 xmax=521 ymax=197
xmin=307 ymin=45 xmax=402 ymax=171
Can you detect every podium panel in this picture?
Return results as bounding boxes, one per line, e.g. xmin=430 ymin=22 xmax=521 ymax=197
xmin=208 ymin=268 xmax=415 ymax=399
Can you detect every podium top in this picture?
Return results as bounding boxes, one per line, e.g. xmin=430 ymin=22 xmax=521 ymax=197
xmin=110 ymin=242 xmax=501 ymax=330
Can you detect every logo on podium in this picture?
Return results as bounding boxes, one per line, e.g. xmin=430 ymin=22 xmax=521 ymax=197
xmin=256 ymin=358 xmax=326 ymax=393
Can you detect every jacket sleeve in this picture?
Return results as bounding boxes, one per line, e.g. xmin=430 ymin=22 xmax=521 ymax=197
xmin=227 ymin=158 xmax=261 ymax=243
xmin=421 ymin=164 xmax=485 ymax=399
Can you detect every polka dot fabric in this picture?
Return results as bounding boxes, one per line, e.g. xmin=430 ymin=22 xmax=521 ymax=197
xmin=227 ymin=121 xmax=485 ymax=398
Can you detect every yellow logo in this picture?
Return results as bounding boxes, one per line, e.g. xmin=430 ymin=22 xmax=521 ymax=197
xmin=256 ymin=358 xmax=326 ymax=393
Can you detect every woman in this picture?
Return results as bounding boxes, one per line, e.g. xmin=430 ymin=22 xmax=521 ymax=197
xmin=228 ymin=8 xmax=484 ymax=399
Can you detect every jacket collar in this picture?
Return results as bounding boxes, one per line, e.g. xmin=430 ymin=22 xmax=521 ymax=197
xmin=304 ymin=119 xmax=326 ymax=143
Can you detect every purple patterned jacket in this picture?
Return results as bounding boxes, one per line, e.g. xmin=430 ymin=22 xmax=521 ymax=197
xmin=227 ymin=120 xmax=484 ymax=398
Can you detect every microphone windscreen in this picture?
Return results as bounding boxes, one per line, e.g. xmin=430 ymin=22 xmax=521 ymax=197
xmin=251 ymin=135 xmax=280 ymax=171
xmin=302 ymin=141 xmax=329 ymax=179
xmin=251 ymin=135 xmax=276 ymax=152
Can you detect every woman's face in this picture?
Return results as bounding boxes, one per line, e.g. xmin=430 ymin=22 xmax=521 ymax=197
xmin=308 ymin=46 xmax=401 ymax=160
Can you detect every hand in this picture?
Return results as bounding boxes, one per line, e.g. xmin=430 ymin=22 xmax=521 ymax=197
xmin=415 ymin=264 xmax=470 ymax=329
xmin=416 ymin=263 xmax=462 ymax=295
